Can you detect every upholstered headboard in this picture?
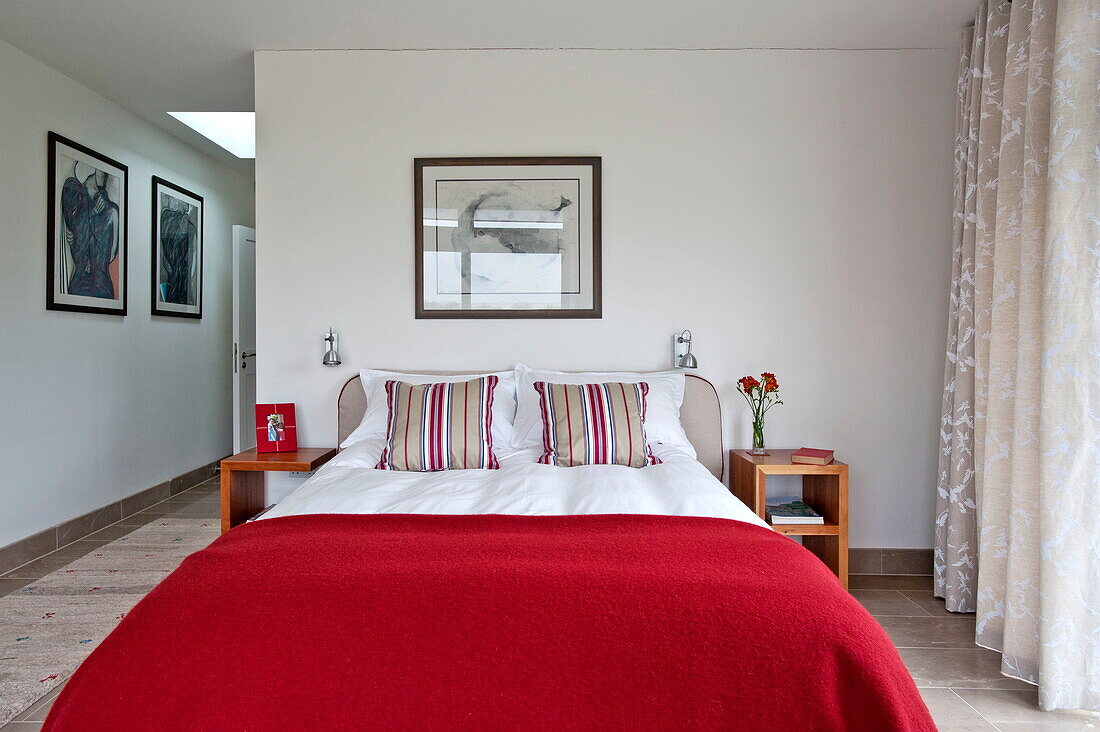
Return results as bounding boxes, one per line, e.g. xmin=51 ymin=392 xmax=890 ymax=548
xmin=338 ymin=372 xmax=724 ymax=480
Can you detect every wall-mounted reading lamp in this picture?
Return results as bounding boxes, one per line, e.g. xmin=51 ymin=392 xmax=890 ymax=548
xmin=322 ymin=328 xmax=341 ymax=367
xmin=673 ymin=330 xmax=698 ymax=369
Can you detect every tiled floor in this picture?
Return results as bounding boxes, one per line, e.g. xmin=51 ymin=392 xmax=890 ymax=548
xmin=3 ymin=485 xmax=1097 ymax=730
xmin=851 ymin=574 xmax=1098 ymax=730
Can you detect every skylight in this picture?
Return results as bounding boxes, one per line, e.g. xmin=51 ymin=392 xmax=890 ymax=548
xmin=168 ymin=112 xmax=255 ymax=158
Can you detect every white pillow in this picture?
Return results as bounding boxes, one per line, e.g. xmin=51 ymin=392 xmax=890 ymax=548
xmin=340 ymin=369 xmax=517 ymax=449
xmin=513 ymin=364 xmax=695 ymax=456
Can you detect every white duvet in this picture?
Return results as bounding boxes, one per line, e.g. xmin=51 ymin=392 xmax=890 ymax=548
xmin=261 ymin=441 xmax=768 ymax=528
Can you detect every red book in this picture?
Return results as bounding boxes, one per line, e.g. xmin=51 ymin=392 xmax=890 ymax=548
xmin=255 ymin=403 xmax=298 ymax=453
xmin=791 ymin=447 xmax=834 ymax=465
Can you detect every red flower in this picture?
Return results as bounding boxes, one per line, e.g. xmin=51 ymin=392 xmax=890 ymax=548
xmin=737 ymin=376 xmax=761 ymax=393
xmin=758 ymin=373 xmax=778 ymax=392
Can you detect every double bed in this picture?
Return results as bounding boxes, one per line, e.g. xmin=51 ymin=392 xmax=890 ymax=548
xmin=45 ymin=372 xmax=933 ymax=730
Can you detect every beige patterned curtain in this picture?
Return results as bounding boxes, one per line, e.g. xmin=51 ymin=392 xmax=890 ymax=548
xmin=935 ymin=0 xmax=1099 ymax=712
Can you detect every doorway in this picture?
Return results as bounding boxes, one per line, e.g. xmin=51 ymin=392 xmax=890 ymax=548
xmin=232 ymin=225 xmax=256 ymax=453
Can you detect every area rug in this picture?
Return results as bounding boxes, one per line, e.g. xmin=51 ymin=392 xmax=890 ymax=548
xmin=0 ymin=517 xmax=218 ymax=723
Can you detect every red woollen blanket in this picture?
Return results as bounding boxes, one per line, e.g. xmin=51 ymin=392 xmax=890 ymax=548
xmin=45 ymin=514 xmax=933 ymax=731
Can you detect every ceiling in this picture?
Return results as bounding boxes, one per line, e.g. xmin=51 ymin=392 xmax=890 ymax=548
xmin=0 ymin=0 xmax=975 ymax=174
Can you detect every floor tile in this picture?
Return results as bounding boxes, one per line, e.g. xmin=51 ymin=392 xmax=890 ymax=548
xmin=159 ymin=494 xmax=209 ymax=507
xmin=899 ymin=648 xmax=1036 ymax=690
xmin=124 ymin=508 xmax=173 ymax=520
xmin=955 ymin=689 xmax=1100 ymax=728
xmin=116 ymin=511 xmax=171 ymax=527
xmin=900 ymin=589 xmax=965 ymax=618
xmin=877 ymin=616 xmax=977 ymax=649
xmin=166 ymin=493 xmax=219 ymax=505
xmin=1 ymin=554 xmax=75 ymax=580
xmin=169 ymin=495 xmax=219 ymax=507
xmin=995 ymin=722 xmax=1099 ymax=730
xmin=849 ymin=574 xmax=933 ymax=591
xmin=0 ymin=576 xmax=31 ymax=597
xmin=176 ymin=498 xmax=219 ymax=508
xmin=918 ymin=688 xmax=996 ymax=731
xmin=13 ymin=681 xmax=65 ymax=722
xmin=49 ymin=539 xmax=111 ymax=560
xmin=161 ymin=504 xmax=216 ymax=516
xmin=20 ymin=690 xmax=64 ymax=722
xmin=82 ymin=524 xmax=138 ymax=543
xmin=851 ymin=589 xmax=931 ymax=617
xmin=166 ymin=506 xmax=219 ymax=519
xmin=187 ymin=489 xmax=220 ymax=499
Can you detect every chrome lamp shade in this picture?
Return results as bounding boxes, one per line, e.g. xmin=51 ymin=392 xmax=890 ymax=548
xmin=322 ymin=328 xmax=341 ymax=367
xmin=675 ymin=329 xmax=698 ymax=369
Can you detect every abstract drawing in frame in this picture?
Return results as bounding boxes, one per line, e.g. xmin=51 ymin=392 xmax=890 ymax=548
xmin=415 ymin=157 xmax=601 ymax=319
xmin=47 ymin=132 xmax=128 ymax=315
xmin=151 ymin=176 xmax=203 ymax=318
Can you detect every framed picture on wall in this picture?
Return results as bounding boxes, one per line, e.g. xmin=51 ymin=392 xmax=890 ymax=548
xmin=151 ymin=176 xmax=204 ymax=318
xmin=415 ymin=156 xmax=602 ymax=319
xmin=46 ymin=132 xmax=128 ymax=315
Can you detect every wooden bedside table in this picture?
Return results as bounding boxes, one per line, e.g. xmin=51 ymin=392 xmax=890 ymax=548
xmin=729 ymin=449 xmax=849 ymax=588
xmin=220 ymin=447 xmax=337 ymax=533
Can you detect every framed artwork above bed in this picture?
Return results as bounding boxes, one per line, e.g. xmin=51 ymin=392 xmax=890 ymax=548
xmin=414 ymin=157 xmax=601 ymax=319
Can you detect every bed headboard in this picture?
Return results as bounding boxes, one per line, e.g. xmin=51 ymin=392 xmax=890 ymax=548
xmin=338 ymin=372 xmax=724 ymax=480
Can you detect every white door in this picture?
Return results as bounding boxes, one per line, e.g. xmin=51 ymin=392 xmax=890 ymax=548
xmin=232 ymin=226 xmax=257 ymax=453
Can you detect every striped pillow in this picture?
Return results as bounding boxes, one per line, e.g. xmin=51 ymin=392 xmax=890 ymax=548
xmin=533 ymin=381 xmax=661 ymax=468
xmin=376 ymin=376 xmax=500 ymax=471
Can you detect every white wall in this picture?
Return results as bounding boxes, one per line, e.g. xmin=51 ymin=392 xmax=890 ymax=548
xmin=254 ymin=49 xmax=955 ymax=548
xmin=0 ymin=40 xmax=254 ymax=548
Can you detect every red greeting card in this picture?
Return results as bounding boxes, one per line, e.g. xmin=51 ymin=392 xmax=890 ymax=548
xmin=255 ymin=403 xmax=298 ymax=453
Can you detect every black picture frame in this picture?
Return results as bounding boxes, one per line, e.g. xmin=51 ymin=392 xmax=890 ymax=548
xmin=414 ymin=156 xmax=602 ymax=319
xmin=46 ymin=132 xmax=129 ymax=316
xmin=151 ymin=175 xmax=204 ymax=319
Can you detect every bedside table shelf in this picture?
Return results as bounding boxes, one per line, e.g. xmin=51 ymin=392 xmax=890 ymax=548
xmin=729 ymin=449 xmax=849 ymax=588
xmin=769 ymin=523 xmax=841 ymax=536
xmin=220 ymin=447 xmax=337 ymax=533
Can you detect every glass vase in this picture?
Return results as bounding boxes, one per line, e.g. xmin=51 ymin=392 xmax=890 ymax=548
xmin=751 ymin=419 xmax=767 ymax=455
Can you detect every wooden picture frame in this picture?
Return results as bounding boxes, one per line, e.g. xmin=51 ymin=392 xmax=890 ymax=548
xmin=46 ymin=132 xmax=128 ymax=315
xmin=414 ymin=156 xmax=602 ymax=319
xmin=151 ymin=176 xmax=204 ymax=319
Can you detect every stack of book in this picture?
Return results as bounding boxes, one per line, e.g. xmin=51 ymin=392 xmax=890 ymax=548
xmin=765 ymin=496 xmax=824 ymax=525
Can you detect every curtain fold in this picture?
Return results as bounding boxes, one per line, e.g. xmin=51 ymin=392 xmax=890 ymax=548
xmin=936 ymin=0 xmax=1099 ymax=712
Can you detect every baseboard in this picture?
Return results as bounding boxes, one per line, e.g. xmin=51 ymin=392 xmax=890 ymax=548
xmin=849 ymin=548 xmax=932 ymax=575
xmin=0 ymin=457 xmax=225 ymax=575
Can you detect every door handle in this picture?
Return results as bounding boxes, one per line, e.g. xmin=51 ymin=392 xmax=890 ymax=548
xmin=234 ymin=343 xmax=256 ymax=373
